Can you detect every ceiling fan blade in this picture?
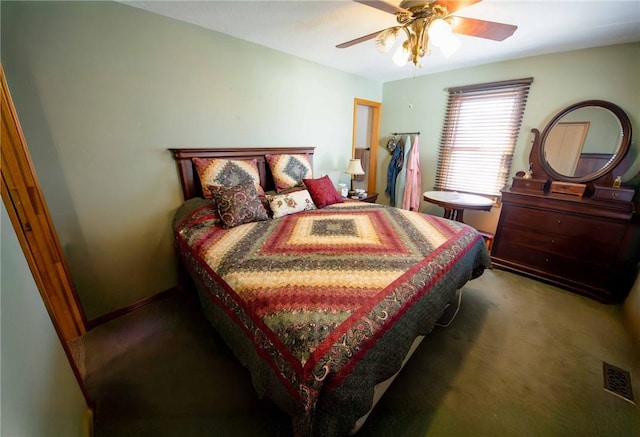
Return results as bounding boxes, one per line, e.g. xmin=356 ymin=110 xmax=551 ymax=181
xmin=336 ymin=29 xmax=385 ymax=49
xmin=435 ymin=0 xmax=483 ymax=15
xmin=339 ymin=1 xmax=411 ymax=50
xmin=354 ymin=0 xmax=408 ymax=15
xmin=451 ymin=16 xmax=517 ymax=41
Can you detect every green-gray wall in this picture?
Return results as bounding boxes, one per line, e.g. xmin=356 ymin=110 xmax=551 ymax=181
xmin=1 ymin=0 xmax=381 ymax=319
xmin=380 ymin=42 xmax=639 ymax=348
xmin=379 ymin=43 xmax=640 ymax=234
xmin=626 ymin=272 xmax=640 ymax=353
xmin=1 ymin=203 xmax=90 ymax=436
xmin=2 ymin=0 xmax=638 ymax=343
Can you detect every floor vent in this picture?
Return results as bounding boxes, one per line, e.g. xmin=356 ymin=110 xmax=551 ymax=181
xmin=603 ymin=362 xmax=635 ymax=404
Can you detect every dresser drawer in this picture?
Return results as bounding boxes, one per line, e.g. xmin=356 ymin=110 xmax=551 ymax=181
xmin=511 ymin=176 xmax=547 ymax=192
xmin=592 ymin=186 xmax=635 ymax=203
xmin=500 ymin=205 xmax=627 ymax=246
xmin=496 ymin=225 xmax=619 ymax=266
xmin=494 ymin=240 xmax=615 ymax=289
xmin=493 ymin=188 xmax=638 ymax=303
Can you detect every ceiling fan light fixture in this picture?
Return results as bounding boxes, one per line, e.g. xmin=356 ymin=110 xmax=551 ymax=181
xmin=438 ymin=33 xmax=461 ymax=57
xmin=375 ymin=27 xmax=400 ymax=53
xmin=427 ymin=18 xmax=451 ymax=47
xmin=338 ymin=1 xmax=517 ymax=68
xmin=428 ymin=17 xmax=460 ymax=57
xmin=393 ymin=42 xmax=410 ymax=66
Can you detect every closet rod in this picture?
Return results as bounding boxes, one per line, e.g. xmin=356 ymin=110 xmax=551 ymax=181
xmin=392 ymin=131 xmax=420 ymax=135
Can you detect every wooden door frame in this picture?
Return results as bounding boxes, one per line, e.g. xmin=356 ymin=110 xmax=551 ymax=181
xmin=352 ymin=98 xmax=381 ymax=194
xmin=1 ymin=65 xmax=92 ymax=408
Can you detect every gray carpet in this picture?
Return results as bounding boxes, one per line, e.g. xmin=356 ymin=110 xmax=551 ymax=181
xmin=75 ymin=269 xmax=640 ymax=436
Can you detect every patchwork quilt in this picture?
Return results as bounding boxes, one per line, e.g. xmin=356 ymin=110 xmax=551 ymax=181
xmin=174 ymin=200 xmax=491 ymax=435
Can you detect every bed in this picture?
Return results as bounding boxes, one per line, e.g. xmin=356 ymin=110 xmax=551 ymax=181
xmin=170 ymin=147 xmax=491 ymax=436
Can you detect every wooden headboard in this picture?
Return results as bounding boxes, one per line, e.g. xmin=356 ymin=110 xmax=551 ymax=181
xmin=169 ymin=147 xmax=316 ymax=200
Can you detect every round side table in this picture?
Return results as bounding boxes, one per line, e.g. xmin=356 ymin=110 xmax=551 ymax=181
xmin=423 ymin=191 xmax=493 ymax=223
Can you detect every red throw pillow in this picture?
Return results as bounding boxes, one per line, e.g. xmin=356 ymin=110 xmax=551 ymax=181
xmin=302 ymin=175 xmax=343 ymax=209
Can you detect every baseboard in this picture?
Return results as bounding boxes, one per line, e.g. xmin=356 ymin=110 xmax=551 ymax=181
xmin=86 ymin=286 xmax=181 ymax=330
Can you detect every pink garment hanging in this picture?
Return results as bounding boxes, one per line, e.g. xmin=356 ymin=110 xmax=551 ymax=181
xmin=395 ymin=135 xmax=411 ymax=208
xmin=402 ymin=135 xmax=421 ymax=211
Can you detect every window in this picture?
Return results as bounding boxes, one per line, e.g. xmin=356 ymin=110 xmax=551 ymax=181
xmin=435 ymin=78 xmax=533 ymax=198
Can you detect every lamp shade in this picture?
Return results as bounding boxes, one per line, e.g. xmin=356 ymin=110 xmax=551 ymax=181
xmin=345 ymin=159 xmax=365 ymax=176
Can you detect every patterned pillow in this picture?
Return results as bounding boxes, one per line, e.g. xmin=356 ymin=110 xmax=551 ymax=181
xmin=265 ymin=154 xmax=313 ymax=193
xmin=193 ymin=157 xmax=264 ymax=199
xmin=209 ymin=181 xmax=269 ymax=229
xmin=267 ymin=189 xmax=317 ymax=219
xmin=302 ymin=175 xmax=344 ymax=209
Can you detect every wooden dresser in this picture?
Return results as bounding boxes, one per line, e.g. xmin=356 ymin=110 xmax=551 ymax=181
xmin=492 ymin=100 xmax=639 ymax=303
xmin=491 ymin=188 xmax=638 ymax=302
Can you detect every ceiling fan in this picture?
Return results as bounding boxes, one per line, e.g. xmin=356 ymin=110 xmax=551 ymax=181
xmin=337 ymin=0 xmax=517 ymax=67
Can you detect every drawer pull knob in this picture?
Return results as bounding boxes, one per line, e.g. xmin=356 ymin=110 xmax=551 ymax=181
xmin=612 ymin=192 xmax=619 ymax=198
xmin=551 ymin=239 xmax=556 ymax=244
xmin=557 ymin=219 xmax=562 ymax=224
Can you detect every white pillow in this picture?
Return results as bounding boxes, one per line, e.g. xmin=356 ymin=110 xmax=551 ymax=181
xmin=267 ymin=189 xmax=316 ymax=218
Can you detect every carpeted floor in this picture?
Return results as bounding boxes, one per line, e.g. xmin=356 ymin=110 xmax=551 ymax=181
xmin=74 ymin=269 xmax=640 ymax=436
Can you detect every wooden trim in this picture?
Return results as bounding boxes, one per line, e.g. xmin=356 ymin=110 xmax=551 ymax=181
xmin=1 ymin=66 xmax=87 ymax=338
xmin=1 ymin=64 xmax=92 ymax=409
xmin=86 ymin=286 xmax=181 ymax=330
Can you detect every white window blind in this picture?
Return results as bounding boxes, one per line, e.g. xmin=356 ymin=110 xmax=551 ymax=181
xmin=435 ymin=78 xmax=533 ymax=197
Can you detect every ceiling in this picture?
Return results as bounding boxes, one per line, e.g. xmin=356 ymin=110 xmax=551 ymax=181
xmin=122 ymin=0 xmax=640 ymax=83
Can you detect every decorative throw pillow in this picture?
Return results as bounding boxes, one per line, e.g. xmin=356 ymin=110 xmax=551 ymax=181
xmin=267 ymin=189 xmax=317 ymax=219
xmin=302 ymin=175 xmax=344 ymax=209
xmin=193 ymin=157 xmax=264 ymax=199
xmin=265 ymin=154 xmax=313 ymax=192
xmin=209 ymin=181 xmax=269 ymax=229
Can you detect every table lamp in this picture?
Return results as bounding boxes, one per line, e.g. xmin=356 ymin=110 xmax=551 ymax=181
xmin=344 ymin=158 xmax=365 ymax=195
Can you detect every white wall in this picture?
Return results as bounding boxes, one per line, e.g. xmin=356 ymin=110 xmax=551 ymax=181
xmin=1 ymin=203 xmax=90 ymax=436
xmin=1 ymin=1 xmax=382 ymax=318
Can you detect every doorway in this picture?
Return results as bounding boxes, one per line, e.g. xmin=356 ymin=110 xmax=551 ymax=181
xmin=352 ymin=98 xmax=381 ymax=195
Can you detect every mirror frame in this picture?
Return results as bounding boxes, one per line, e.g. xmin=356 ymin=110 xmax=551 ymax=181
xmin=538 ymin=100 xmax=632 ymax=184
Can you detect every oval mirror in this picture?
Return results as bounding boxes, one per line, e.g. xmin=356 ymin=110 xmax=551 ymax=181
xmin=539 ymin=100 xmax=631 ymax=183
